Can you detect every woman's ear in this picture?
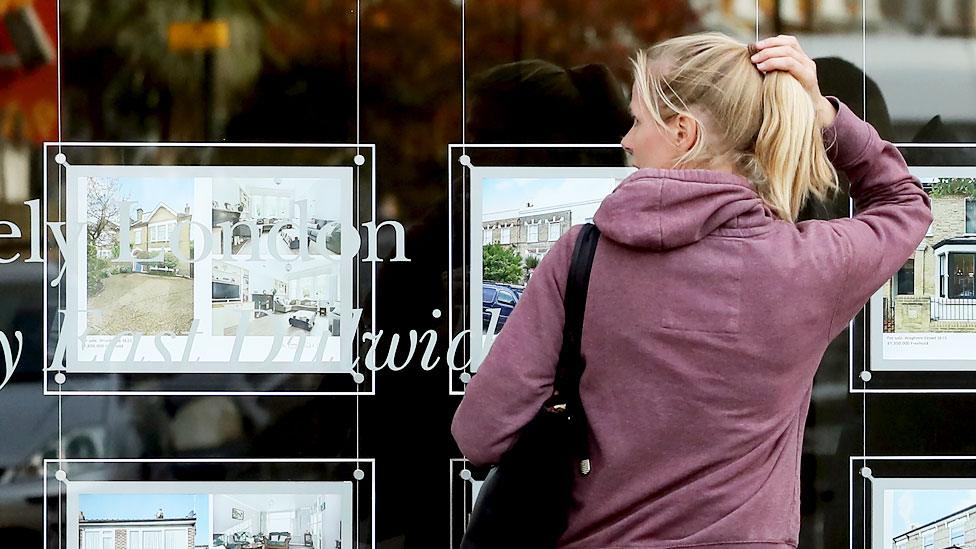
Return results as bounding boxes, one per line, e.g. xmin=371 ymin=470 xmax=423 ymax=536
xmin=671 ymin=113 xmax=700 ymax=153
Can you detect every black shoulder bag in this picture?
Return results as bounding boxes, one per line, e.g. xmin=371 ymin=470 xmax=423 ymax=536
xmin=461 ymin=223 xmax=601 ymax=549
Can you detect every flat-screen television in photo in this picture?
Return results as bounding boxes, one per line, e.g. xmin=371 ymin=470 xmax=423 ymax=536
xmin=212 ymin=281 xmax=240 ymax=301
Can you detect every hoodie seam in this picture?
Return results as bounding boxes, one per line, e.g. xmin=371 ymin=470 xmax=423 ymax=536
xmin=656 ymin=182 xmax=665 ymax=249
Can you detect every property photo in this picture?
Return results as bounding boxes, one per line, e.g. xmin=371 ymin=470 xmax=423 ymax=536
xmin=85 ymin=176 xmax=196 ymax=336
xmin=882 ymin=177 xmax=976 ymax=334
xmin=211 ymin=177 xmax=342 ymax=259
xmin=883 ymin=489 xmax=976 ymax=549
xmin=212 ymin=258 xmax=341 ymax=339
xmin=871 ymin=171 xmax=976 ymax=370
xmin=478 ymin=174 xmax=621 ymax=335
xmin=211 ymin=493 xmax=344 ymax=549
xmin=78 ymin=493 xmax=210 ymax=549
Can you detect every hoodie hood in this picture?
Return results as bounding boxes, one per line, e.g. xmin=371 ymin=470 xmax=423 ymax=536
xmin=593 ymin=168 xmax=774 ymax=250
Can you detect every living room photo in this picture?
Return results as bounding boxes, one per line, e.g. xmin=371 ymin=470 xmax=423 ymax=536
xmin=211 ymin=258 xmax=341 ymax=341
xmin=211 ymin=493 xmax=344 ymax=549
xmin=211 ymin=177 xmax=343 ymax=259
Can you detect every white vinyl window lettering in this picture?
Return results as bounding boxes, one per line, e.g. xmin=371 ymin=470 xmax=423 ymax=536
xmin=483 ymin=228 xmax=493 ymax=244
xmin=500 ymin=227 xmax=511 ymax=245
xmin=548 ymin=221 xmax=560 ymax=242
xmin=527 ymin=223 xmax=539 ymax=242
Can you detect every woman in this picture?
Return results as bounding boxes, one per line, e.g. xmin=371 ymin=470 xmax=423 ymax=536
xmin=452 ymin=32 xmax=932 ymax=548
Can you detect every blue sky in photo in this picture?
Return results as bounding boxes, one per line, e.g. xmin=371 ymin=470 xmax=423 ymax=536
xmin=482 ymin=177 xmax=620 ymax=226
xmin=80 ymin=493 xmax=209 ymax=545
xmin=886 ymin=489 xmax=976 ymax=546
xmin=108 ymin=177 xmax=195 ymax=219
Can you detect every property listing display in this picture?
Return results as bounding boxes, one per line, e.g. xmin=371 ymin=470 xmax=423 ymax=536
xmin=870 ymin=167 xmax=976 ymax=371
xmin=68 ymin=482 xmax=353 ymax=549
xmin=61 ymin=165 xmax=356 ymax=373
xmin=465 ymin=166 xmax=633 ymax=372
xmin=864 ymin=465 xmax=976 ymax=549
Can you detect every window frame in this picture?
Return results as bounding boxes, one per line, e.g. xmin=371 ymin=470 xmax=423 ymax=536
xmin=547 ymin=221 xmax=560 ymax=242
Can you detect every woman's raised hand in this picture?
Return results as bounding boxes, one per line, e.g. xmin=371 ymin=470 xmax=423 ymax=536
xmin=749 ymin=34 xmax=836 ymax=127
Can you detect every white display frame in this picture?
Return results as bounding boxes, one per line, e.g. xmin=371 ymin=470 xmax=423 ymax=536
xmin=42 ymin=142 xmax=377 ymax=396
xmin=61 ymin=164 xmax=355 ymax=374
xmin=449 ymin=458 xmax=485 ymax=547
xmin=849 ymin=456 xmax=976 ymax=549
xmin=44 ymin=458 xmax=375 ymax=549
xmin=446 ymin=143 xmax=634 ymax=395
xmin=67 ymin=481 xmax=355 ymax=549
xmin=866 ymin=167 xmax=976 ymax=373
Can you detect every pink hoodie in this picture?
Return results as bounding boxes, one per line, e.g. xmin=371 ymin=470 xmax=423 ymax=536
xmin=451 ymin=97 xmax=932 ymax=548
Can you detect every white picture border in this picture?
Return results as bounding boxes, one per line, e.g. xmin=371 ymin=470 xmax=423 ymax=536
xmin=67 ymin=480 xmax=353 ymax=549
xmin=42 ymin=142 xmax=377 ymax=396
xmin=445 ymin=143 xmax=634 ymax=395
xmin=849 ymin=456 xmax=976 ymax=549
xmin=44 ymin=458 xmax=375 ymax=549
xmin=62 ymin=164 xmax=355 ymax=374
xmin=449 ymin=458 xmax=477 ymax=547
xmin=867 ymin=166 xmax=976 ymax=373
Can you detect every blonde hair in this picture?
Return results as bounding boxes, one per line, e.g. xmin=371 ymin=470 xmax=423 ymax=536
xmin=631 ymin=32 xmax=838 ymax=222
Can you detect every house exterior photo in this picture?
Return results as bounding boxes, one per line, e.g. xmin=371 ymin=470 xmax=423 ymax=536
xmin=893 ymin=502 xmax=976 ymax=549
xmin=482 ymin=208 xmax=572 ymax=260
xmin=79 ymin=517 xmax=196 ymax=549
xmin=94 ymin=221 xmax=119 ymax=260
xmin=883 ymin=189 xmax=976 ymax=333
xmin=128 ymin=203 xmax=193 ymax=274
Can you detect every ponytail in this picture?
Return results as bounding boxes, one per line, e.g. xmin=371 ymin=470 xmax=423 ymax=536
xmin=631 ymin=32 xmax=839 ymax=223
xmin=754 ymin=71 xmax=838 ymax=222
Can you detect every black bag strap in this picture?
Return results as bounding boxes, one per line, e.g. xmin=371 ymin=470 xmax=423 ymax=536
xmin=553 ymin=223 xmax=600 ymax=471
